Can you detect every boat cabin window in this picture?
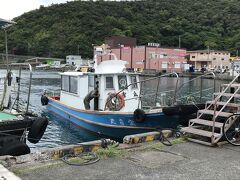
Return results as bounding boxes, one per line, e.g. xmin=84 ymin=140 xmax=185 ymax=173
xmin=61 ymin=75 xmax=70 ymax=92
xmin=69 ymin=76 xmax=78 ymax=94
xmin=61 ymin=75 xmax=78 ymax=94
xmin=130 ymin=76 xmax=138 ymax=89
xmin=89 ymin=76 xmax=95 ymax=88
xmin=105 ymin=76 xmax=114 ymax=89
xmin=118 ymin=75 xmax=127 ymax=89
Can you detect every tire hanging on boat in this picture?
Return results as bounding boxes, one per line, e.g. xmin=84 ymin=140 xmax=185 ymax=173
xmin=0 ymin=142 xmax=30 ymax=156
xmin=133 ymin=109 xmax=145 ymax=123
xmin=41 ymin=95 xmax=49 ymax=106
xmin=105 ymin=93 xmax=125 ymax=111
xmin=28 ymin=117 xmax=49 ymax=144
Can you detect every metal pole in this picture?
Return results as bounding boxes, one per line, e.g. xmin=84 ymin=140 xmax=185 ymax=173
xmin=144 ymin=46 xmax=147 ymax=70
xmin=4 ymin=29 xmax=9 ymax=71
xmin=16 ymin=66 xmax=22 ymax=111
xmin=155 ymin=77 xmax=160 ymax=105
xmin=120 ymin=45 xmax=122 ymax=60
xmin=200 ymin=76 xmax=203 ymax=102
xmin=130 ymin=46 xmax=133 ymax=69
xmin=26 ymin=64 xmax=32 ymax=114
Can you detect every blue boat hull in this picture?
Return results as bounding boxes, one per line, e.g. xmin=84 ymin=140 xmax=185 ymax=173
xmin=47 ymin=98 xmax=179 ymax=139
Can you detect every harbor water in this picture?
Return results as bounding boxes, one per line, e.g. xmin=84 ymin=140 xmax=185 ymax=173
xmin=0 ymin=70 xmax=229 ymax=151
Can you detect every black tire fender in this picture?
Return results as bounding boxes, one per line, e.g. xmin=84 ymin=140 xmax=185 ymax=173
xmin=133 ymin=109 xmax=145 ymax=123
xmin=0 ymin=142 xmax=30 ymax=156
xmin=41 ymin=95 xmax=49 ymax=106
xmin=28 ymin=117 xmax=49 ymax=144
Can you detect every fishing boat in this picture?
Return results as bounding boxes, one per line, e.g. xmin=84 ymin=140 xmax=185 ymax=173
xmin=41 ymin=50 xmax=214 ymax=139
xmin=0 ymin=18 xmax=48 ymax=156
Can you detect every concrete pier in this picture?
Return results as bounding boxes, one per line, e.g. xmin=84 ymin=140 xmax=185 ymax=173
xmin=0 ymin=164 xmax=21 ymax=180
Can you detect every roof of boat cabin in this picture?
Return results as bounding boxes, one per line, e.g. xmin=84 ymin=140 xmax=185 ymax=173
xmin=59 ymin=71 xmax=140 ymax=76
xmin=60 ymin=60 xmax=141 ymax=76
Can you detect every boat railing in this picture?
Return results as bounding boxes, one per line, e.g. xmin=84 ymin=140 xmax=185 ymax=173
xmin=104 ymin=72 xmax=179 ymax=110
xmin=175 ymin=72 xmax=216 ymax=104
xmin=9 ymin=63 xmax=33 ymax=114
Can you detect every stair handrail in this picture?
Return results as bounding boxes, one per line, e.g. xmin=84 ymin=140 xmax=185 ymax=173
xmin=175 ymin=72 xmax=216 ymax=104
xmin=210 ymin=74 xmax=240 ymax=142
xmin=198 ymin=74 xmax=240 ymax=118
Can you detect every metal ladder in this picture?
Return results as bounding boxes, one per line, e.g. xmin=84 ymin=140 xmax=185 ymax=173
xmin=181 ymin=74 xmax=240 ymax=146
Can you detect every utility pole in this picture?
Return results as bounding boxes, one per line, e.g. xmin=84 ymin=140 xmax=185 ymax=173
xmin=207 ymin=46 xmax=210 ymax=61
xmin=178 ymin=36 xmax=181 ymax=49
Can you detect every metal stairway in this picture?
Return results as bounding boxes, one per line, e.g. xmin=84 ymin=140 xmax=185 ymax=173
xmin=181 ymin=74 xmax=240 ymax=146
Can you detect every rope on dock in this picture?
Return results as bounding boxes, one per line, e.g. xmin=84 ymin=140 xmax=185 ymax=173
xmin=61 ymin=152 xmax=100 ymax=166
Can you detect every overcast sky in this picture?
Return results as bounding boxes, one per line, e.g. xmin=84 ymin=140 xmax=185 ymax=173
xmin=0 ymin=0 xmax=73 ymax=20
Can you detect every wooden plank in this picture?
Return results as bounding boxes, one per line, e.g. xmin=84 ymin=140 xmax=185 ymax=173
xmin=206 ymin=101 xmax=240 ymax=108
xmin=189 ymin=118 xmax=223 ymax=128
xmin=181 ymin=127 xmax=221 ymax=138
xmin=221 ymin=83 xmax=240 ymax=87
xmin=214 ymin=93 xmax=240 ymax=98
xmin=198 ymin=109 xmax=232 ymax=117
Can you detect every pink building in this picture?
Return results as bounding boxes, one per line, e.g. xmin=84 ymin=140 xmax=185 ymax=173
xmin=94 ymin=45 xmax=187 ymax=73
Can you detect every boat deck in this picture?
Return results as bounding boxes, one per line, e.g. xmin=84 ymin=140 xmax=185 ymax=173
xmin=0 ymin=112 xmax=17 ymax=121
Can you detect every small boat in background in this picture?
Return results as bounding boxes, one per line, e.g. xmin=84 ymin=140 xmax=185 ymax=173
xmin=0 ymin=18 xmax=48 ymax=156
xmin=42 ymin=52 xmax=213 ymax=139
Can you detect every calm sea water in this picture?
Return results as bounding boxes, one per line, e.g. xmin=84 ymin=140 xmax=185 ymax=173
xmin=0 ymin=69 xmax=229 ymax=152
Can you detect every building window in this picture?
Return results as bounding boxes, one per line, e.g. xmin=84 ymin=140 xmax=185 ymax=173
xmin=130 ymin=76 xmax=138 ymax=89
xmin=200 ymin=53 xmax=204 ymax=55
xmin=149 ymin=52 xmax=155 ymax=59
xmin=105 ymin=76 xmax=114 ymax=89
xmin=118 ymin=75 xmax=127 ymax=89
xmin=175 ymin=63 xmax=181 ymax=68
xmin=221 ymin=58 xmax=224 ymax=61
xmin=192 ymin=56 xmax=195 ymax=58
xmin=213 ymin=58 xmax=216 ymax=60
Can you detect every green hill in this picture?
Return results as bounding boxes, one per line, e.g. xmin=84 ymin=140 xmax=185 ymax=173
xmin=0 ymin=0 xmax=240 ymax=58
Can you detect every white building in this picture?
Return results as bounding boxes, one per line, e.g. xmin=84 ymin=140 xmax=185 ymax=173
xmin=66 ymin=55 xmax=85 ymax=66
xmin=187 ymin=50 xmax=231 ymax=71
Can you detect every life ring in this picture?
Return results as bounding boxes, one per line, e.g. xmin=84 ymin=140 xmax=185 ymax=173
xmin=0 ymin=142 xmax=30 ymax=156
xmin=105 ymin=93 xmax=125 ymax=111
xmin=28 ymin=117 xmax=49 ymax=144
xmin=41 ymin=95 xmax=49 ymax=106
xmin=133 ymin=109 xmax=145 ymax=123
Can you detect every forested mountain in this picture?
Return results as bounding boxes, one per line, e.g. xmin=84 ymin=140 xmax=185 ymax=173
xmin=0 ymin=0 xmax=240 ymax=58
